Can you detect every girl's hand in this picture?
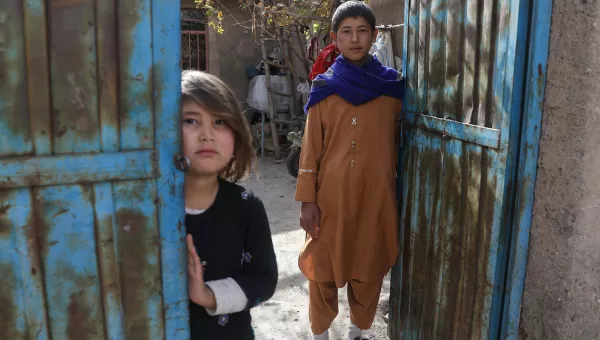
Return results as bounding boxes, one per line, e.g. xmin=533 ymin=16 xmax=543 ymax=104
xmin=186 ymin=234 xmax=216 ymax=308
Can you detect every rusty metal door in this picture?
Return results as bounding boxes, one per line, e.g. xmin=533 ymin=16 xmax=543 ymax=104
xmin=0 ymin=1 xmax=188 ymax=339
xmin=390 ymin=0 xmax=532 ymax=339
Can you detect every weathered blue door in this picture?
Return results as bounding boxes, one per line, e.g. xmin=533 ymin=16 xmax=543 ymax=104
xmin=390 ymin=0 xmax=532 ymax=338
xmin=0 ymin=1 xmax=188 ymax=339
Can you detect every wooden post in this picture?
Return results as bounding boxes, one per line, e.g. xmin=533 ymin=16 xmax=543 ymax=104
xmin=259 ymin=27 xmax=282 ymax=159
xmin=278 ymin=27 xmax=297 ymax=120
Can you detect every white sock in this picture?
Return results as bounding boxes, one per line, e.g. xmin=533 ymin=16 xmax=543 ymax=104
xmin=348 ymin=323 xmax=363 ymax=339
xmin=313 ymin=329 xmax=329 ymax=340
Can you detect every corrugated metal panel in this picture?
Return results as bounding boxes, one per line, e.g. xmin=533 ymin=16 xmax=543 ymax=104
xmin=0 ymin=0 xmax=187 ymax=339
xmin=390 ymin=0 xmax=531 ymax=338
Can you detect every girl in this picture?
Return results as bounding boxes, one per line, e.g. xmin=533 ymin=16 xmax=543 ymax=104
xmin=181 ymin=70 xmax=278 ymax=340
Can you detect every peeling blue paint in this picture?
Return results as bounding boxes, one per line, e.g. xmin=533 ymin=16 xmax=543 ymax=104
xmin=0 ymin=0 xmax=187 ymax=338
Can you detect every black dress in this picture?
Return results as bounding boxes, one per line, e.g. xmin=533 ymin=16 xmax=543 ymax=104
xmin=186 ymin=178 xmax=278 ymax=340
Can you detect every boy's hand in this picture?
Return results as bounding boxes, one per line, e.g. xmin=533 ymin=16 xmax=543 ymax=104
xmin=300 ymin=202 xmax=320 ymax=239
xmin=186 ymin=234 xmax=216 ymax=309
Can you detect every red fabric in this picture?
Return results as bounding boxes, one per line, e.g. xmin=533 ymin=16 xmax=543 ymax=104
xmin=308 ymin=43 xmax=340 ymax=81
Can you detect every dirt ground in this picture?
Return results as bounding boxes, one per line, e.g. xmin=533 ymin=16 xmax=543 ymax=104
xmin=241 ymin=157 xmax=390 ymax=340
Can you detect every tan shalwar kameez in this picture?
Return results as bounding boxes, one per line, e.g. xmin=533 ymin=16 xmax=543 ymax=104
xmin=295 ymin=94 xmax=401 ymax=334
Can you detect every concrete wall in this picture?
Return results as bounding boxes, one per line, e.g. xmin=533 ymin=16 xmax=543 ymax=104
xmin=181 ymin=0 xmax=262 ymax=101
xmin=369 ymin=0 xmax=405 ymax=60
xmin=520 ymin=1 xmax=600 ymax=339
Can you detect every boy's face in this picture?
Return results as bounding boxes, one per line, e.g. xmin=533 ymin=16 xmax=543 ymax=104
xmin=331 ymin=16 xmax=377 ymax=64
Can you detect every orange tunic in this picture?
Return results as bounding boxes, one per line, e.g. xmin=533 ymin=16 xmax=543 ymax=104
xmin=295 ymin=94 xmax=401 ymax=287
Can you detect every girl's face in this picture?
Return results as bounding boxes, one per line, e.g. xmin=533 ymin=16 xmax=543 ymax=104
xmin=182 ymin=99 xmax=235 ymax=177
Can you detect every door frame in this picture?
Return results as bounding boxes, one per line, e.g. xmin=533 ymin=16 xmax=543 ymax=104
xmin=395 ymin=0 xmax=554 ymax=339
xmin=499 ymin=0 xmax=554 ymax=339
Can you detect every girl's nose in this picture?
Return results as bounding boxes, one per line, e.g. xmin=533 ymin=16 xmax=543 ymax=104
xmin=199 ymin=125 xmax=215 ymax=142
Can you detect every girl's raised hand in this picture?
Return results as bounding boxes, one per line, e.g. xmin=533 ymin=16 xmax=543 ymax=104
xmin=186 ymin=234 xmax=212 ymax=307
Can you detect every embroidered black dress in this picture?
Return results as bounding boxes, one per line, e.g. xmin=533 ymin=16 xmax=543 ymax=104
xmin=186 ymin=178 xmax=278 ymax=340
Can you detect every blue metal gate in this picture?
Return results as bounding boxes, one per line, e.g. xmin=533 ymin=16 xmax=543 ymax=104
xmin=0 ymin=0 xmax=188 ymax=339
xmin=390 ymin=0 xmax=534 ymax=338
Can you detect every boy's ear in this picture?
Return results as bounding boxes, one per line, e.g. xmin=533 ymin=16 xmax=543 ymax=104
xmin=372 ymin=28 xmax=379 ymax=42
xmin=330 ymin=31 xmax=337 ymax=42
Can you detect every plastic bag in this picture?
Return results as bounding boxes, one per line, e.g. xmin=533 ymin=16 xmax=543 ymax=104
xmin=369 ymin=30 xmax=395 ymax=68
xmin=246 ymin=75 xmax=291 ymax=112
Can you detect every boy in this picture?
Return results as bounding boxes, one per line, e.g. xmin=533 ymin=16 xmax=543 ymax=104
xmin=294 ymin=2 xmax=405 ymax=340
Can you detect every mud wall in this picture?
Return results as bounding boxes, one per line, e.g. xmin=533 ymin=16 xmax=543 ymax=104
xmin=182 ymin=0 xmax=262 ymax=101
xmin=520 ymin=1 xmax=600 ymax=339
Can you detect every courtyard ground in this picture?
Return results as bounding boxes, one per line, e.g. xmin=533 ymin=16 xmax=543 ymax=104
xmin=241 ymin=157 xmax=391 ymax=340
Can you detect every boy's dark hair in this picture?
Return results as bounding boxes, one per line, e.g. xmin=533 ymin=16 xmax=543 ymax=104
xmin=331 ymin=1 xmax=376 ymax=33
xmin=181 ymin=70 xmax=256 ymax=183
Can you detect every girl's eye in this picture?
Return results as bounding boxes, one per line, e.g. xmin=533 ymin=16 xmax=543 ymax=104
xmin=215 ymin=119 xmax=226 ymax=126
xmin=183 ymin=118 xmax=197 ymax=125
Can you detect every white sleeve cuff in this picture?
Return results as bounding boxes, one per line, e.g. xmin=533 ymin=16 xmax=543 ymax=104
xmin=204 ymin=277 xmax=249 ymax=316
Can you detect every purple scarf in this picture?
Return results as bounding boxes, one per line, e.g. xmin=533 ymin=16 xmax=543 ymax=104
xmin=304 ymin=54 xmax=405 ymax=114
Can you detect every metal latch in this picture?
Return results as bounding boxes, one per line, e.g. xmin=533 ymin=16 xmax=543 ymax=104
xmin=174 ymin=153 xmax=190 ymax=172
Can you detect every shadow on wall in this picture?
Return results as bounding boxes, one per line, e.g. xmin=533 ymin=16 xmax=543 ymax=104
xmin=520 ymin=1 xmax=600 ymax=340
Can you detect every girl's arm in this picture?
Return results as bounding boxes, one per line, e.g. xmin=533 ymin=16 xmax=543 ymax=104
xmin=203 ymin=194 xmax=278 ymax=315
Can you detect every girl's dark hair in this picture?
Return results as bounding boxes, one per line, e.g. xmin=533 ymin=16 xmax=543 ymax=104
xmin=332 ymin=1 xmax=376 ymax=33
xmin=181 ymin=70 xmax=256 ymax=183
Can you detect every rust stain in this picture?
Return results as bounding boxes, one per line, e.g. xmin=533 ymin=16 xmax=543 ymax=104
xmin=49 ymin=0 xmax=101 ymax=152
xmin=0 ymin=264 xmax=20 ymax=339
xmin=93 ymin=211 xmax=122 ymax=339
xmin=20 ymin=191 xmax=53 ymax=338
xmin=0 ymin=199 xmax=10 ymax=236
xmin=52 ymin=208 xmax=68 ymax=219
xmin=33 ymin=189 xmax=53 ymax=262
xmin=0 ymin=216 xmax=11 ymax=236
xmin=97 ymin=27 xmax=119 ymax=144
xmin=536 ymin=63 xmax=546 ymax=111
xmin=54 ymin=260 xmax=104 ymax=339
xmin=396 ymin=139 xmax=418 ymax=332
xmin=437 ymin=144 xmax=463 ymax=337
xmin=118 ymin=0 xmax=155 ymax=150
xmin=0 ymin=5 xmax=31 ymax=149
xmin=22 ymin=0 xmax=53 ymax=156
xmin=0 ymin=204 xmax=11 ymax=215
xmin=116 ymin=209 xmax=161 ymax=339
xmin=67 ymin=291 xmax=91 ymax=340
xmin=52 ymin=0 xmax=86 ymax=7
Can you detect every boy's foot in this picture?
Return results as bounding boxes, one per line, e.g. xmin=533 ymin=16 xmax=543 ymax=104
xmin=314 ymin=329 xmax=329 ymax=340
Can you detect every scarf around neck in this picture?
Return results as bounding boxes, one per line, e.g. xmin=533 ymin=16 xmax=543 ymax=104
xmin=304 ymin=54 xmax=405 ymax=114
